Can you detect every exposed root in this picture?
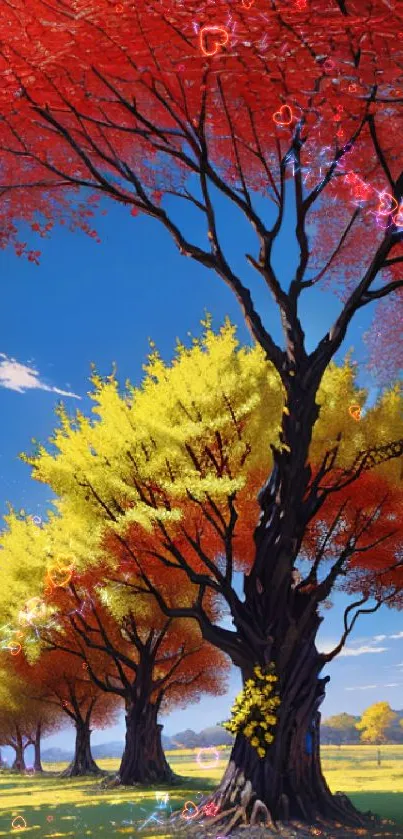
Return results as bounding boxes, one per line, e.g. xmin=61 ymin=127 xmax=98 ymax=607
xmin=296 ymin=793 xmax=309 ymax=820
xmin=239 ymin=779 xmax=253 ymax=809
xmin=279 ymin=792 xmax=290 ymax=822
xmin=203 ymin=805 xmax=238 ymax=828
xmin=250 ymin=799 xmax=271 ymax=827
xmin=224 ymin=805 xmax=246 ymax=835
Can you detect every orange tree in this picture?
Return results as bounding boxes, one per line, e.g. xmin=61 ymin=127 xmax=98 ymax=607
xmin=0 ymin=0 xmax=403 ymax=828
xmin=0 ymin=509 xmax=230 ymax=785
xmin=14 ymin=327 xmax=403 ymax=831
xmin=10 ymin=641 xmax=120 ymax=777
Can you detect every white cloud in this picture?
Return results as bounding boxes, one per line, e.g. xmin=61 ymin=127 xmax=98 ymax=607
xmin=0 ymin=355 xmax=80 ymax=399
xmin=339 ymin=644 xmax=389 ymax=657
xmin=390 ymin=631 xmax=403 ymax=640
xmin=345 ymin=684 xmax=378 ymax=691
xmin=345 ymin=682 xmax=400 ymax=691
xmin=373 ymin=635 xmax=387 ymax=642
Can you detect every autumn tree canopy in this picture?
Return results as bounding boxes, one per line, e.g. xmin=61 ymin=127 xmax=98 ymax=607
xmin=10 ymin=639 xmax=121 ymax=776
xmin=355 ymin=702 xmax=398 ymax=746
xmin=0 ymin=470 xmax=231 ymax=784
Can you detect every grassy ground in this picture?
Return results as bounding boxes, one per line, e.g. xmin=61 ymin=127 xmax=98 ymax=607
xmin=1 ymin=745 xmax=402 ymax=838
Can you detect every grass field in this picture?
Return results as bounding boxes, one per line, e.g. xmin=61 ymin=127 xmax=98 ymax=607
xmin=1 ymin=745 xmax=402 ymax=838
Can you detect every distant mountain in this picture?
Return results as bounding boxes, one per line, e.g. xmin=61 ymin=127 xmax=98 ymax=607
xmin=41 ymin=747 xmax=73 ymax=763
xmin=170 ymin=725 xmax=234 ymax=749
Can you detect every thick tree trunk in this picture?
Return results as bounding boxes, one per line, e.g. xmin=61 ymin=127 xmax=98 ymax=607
xmin=118 ymin=700 xmax=176 ymax=785
xmin=204 ymin=659 xmax=367 ymax=832
xmin=33 ymin=721 xmax=43 ymax=773
xmin=61 ymin=720 xmax=101 ymax=777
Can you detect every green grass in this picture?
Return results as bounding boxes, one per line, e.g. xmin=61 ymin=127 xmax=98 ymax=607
xmin=1 ymin=745 xmax=403 ymax=837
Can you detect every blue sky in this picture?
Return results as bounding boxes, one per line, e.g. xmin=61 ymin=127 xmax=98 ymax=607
xmin=0 ymin=184 xmax=402 ymax=756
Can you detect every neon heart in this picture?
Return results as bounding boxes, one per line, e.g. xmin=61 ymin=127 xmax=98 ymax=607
xmin=393 ymin=203 xmax=403 ymax=227
xmin=181 ymin=801 xmax=199 ymax=820
xmin=377 ymin=192 xmax=398 ymax=216
xmin=349 ymin=405 xmax=361 ymax=422
xmin=199 ymin=25 xmax=229 ymax=57
xmin=11 ymin=816 xmax=26 ymax=830
xmin=47 ymin=565 xmax=73 ymax=588
xmin=272 ymin=104 xmax=293 ymax=126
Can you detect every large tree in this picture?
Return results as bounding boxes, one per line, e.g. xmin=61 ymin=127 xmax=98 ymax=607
xmin=14 ymin=329 xmax=403 ymax=832
xmin=1 ymin=0 xmax=403 ymax=831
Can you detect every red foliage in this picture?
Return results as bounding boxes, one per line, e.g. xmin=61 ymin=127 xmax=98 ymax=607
xmin=303 ymin=470 xmax=403 ymax=597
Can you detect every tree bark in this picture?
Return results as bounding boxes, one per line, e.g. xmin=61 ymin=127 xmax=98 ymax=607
xmin=118 ymin=700 xmax=176 ymax=785
xmin=11 ymin=729 xmax=26 ymax=773
xmin=33 ymin=721 xmax=43 ymax=773
xmin=204 ymin=645 xmax=374 ymax=832
xmin=61 ymin=719 xmax=101 ymax=777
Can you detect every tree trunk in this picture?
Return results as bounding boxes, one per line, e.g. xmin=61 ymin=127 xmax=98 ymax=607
xmin=11 ymin=734 xmax=26 ymax=773
xmin=33 ymin=721 xmax=43 ymax=773
xmin=118 ymin=700 xmax=176 ymax=785
xmin=61 ymin=719 xmax=101 ymax=777
xmin=201 ymin=639 xmax=379 ymax=834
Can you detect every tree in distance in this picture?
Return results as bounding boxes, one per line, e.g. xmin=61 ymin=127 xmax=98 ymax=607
xmin=10 ymin=643 xmax=121 ymax=777
xmin=0 ymin=663 xmax=63 ymax=772
xmin=355 ymin=702 xmax=398 ymax=745
xmin=321 ymin=713 xmax=361 ymax=747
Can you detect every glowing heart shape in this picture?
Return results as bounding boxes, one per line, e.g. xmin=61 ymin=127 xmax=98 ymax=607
xmin=46 ymin=816 xmax=53 ymax=822
xmin=12 ymin=816 xmax=26 ymax=830
xmin=273 ymin=104 xmax=293 ymax=126
xmin=349 ymin=404 xmax=361 ymax=422
xmin=9 ymin=643 xmax=22 ymax=656
xmin=377 ymin=192 xmax=398 ymax=216
xmin=199 ymin=26 xmax=229 ymax=57
xmin=47 ymin=565 xmax=72 ymax=588
xmin=181 ymin=801 xmax=199 ymax=820
xmin=393 ymin=204 xmax=403 ymax=227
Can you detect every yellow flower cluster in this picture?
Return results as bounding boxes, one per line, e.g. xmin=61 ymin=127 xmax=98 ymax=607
xmin=222 ymin=663 xmax=281 ymax=758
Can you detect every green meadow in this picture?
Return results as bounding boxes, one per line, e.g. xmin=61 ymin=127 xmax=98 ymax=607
xmin=1 ymin=745 xmax=403 ymax=837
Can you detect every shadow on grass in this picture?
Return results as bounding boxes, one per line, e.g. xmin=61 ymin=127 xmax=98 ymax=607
xmin=346 ymin=791 xmax=403 ymax=828
xmin=0 ymin=771 xmax=215 ymax=838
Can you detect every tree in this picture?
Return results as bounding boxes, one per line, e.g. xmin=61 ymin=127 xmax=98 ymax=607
xmin=11 ymin=646 xmax=120 ymax=777
xmin=321 ymin=714 xmax=361 ymax=746
xmin=15 ymin=326 xmax=403 ymax=832
xmin=0 ymin=663 xmax=61 ymax=772
xmin=355 ymin=702 xmax=398 ymax=745
xmin=0 ymin=505 xmax=230 ymax=785
xmin=1 ymin=1 xmax=403 ymax=829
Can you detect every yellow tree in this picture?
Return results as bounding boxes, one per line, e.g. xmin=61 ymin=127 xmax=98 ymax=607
xmin=14 ymin=318 xmax=403 ymax=830
xmin=356 ymin=702 xmax=397 ymax=745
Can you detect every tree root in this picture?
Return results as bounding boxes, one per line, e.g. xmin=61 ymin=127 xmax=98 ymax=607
xmin=279 ymin=792 xmax=290 ymax=822
xmin=250 ymin=798 xmax=276 ymax=829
